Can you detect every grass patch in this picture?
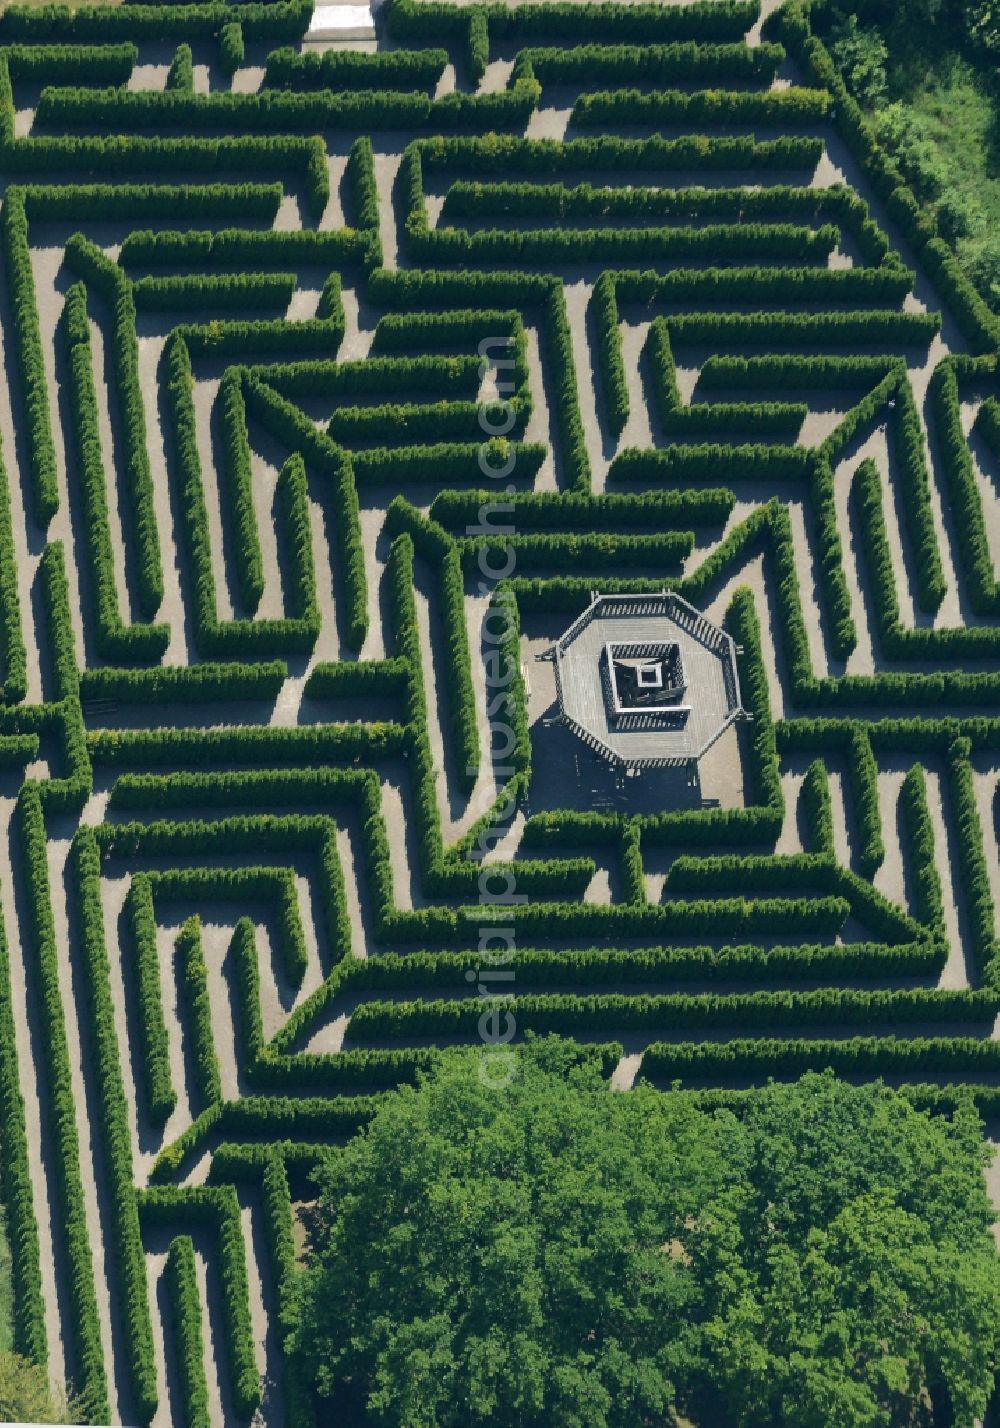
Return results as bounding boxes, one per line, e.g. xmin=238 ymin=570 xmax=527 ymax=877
xmin=825 ymin=10 xmax=1000 ymax=306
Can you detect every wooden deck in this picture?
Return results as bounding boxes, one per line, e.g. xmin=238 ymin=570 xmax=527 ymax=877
xmin=555 ymin=608 xmax=739 ymax=763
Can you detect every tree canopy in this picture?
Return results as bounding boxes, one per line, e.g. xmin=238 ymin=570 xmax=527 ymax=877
xmin=0 ymin=1350 xmax=83 ymax=1424
xmin=290 ymin=1040 xmax=1000 ymax=1428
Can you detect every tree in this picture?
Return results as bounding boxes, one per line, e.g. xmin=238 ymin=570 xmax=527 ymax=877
xmin=290 ymin=1041 xmax=1000 ymax=1427
xmin=964 ymin=0 xmax=1000 ymax=57
xmin=0 ymin=1351 xmax=83 ymax=1424
xmin=829 ymin=12 xmax=889 ymax=107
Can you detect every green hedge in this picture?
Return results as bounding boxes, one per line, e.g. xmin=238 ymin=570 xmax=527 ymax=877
xmin=0 ymin=0 xmax=309 ymax=39
xmin=947 ymin=737 xmax=999 ymax=986
xmin=217 ymin=367 xmax=263 ymax=615
xmin=0 ymin=905 xmax=45 ymax=1364
xmin=62 ymin=283 xmax=169 ymax=662
xmin=642 ymin=1033 xmax=1000 ymax=1083
xmin=17 ymin=789 xmax=108 ymax=1421
xmin=164 ymin=1236 xmax=211 ymax=1428
xmin=64 ymin=234 xmax=164 ymax=621
xmin=176 ymin=917 xmax=223 ymax=1111
xmin=241 ymin=373 xmax=367 ymax=648
xmin=348 ymin=985 xmax=993 ymax=1040
xmin=36 ymin=81 xmax=537 ymax=133
xmin=2 ymin=190 xmax=57 ymax=526
xmin=899 ymin=763 xmax=945 ymax=933
xmin=219 ymin=19 xmax=243 ymax=75
xmin=133 ymin=270 xmax=296 ymax=311
xmin=164 ymin=336 xmax=326 ymax=657
xmin=0 ymin=427 xmax=26 ymax=701
xmin=71 ymin=829 xmax=156 ymax=1421
xmin=574 ymin=84 xmax=828 ymax=125
xmin=141 ymin=1185 xmax=261 ymax=1417
xmin=125 ymin=875 xmax=176 ymax=1126
xmin=387 ymin=0 xmax=760 ymax=46
xmin=264 ymin=44 xmax=447 ymax=91
xmin=513 ymin=39 xmax=784 ymax=85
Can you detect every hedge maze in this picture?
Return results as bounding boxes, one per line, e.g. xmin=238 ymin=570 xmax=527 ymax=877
xmin=0 ymin=0 xmax=998 ymax=1421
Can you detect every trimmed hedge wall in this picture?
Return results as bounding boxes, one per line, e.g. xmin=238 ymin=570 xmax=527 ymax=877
xmin=164 ymin=1236 xmax=211 ymax=1428
xmin=17 ymin=788 xmax=108 ymax=1421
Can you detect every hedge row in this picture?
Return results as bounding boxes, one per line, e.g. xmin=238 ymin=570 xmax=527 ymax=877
xmin=0 ymin=0 xmax=310 ymax=40
xmin=929 ymin=360 xmax=1000 ymax=614
xmin=413 ymin=209 xmax=837 ymax=266
xmin=332 ymin=935 xmax=943 ymax=990
xmin=545 ymin=281 xmax=590 ymax=491
xmin=38 ymin=543 xmax=79 ymax=710
xmin=220 ymin=19 xmax=243 ymax=76
xmin=143 ymin=863 xmax=309 ymax=989
xmin=164 ymin=336 xmax=324 ymax=657
xmin=97 ymin=813 xmax=351 ymax=972
xmin=431 ymin=486 xmax=734 ymax=532
xmin=0 ymin=906 xmax=45 ymax=1364
xmin=17 ymin=789 xmax=108 ymax=1421
xmin=2 ymin=190 xmax=57 ymax=525
xmin=647 ymin=317 xmax=807 ymax=437
xmin=36 ymin=81 xmax=538 ymax=134
xmin=345 ymin=426 xmax=538 ymax=489
xmin=71 ymin=829 xmax=157 ymax=1421
xmin=415 ymin=132 xmax=821 ymax=187
xmin=387 ymin=0 xmax=760 ymax=47
xmin=164 ymin=1236 xmax=211 ymax=1428
xmin=5 ymin=40 xmax=136 ymax=82
xmin=573 ymin=85 xmax=828 ymax=126
xmin=151 ymin=1094 xmax=381 ymax=1184
xmin=610 ymin=442 xmax=813 ymax=485
xmin=217 ymin=367 xmax=263 ymax=615
xmin=119 ymin=227 xmax=362 ymax=271
xmin=94 ymin=716 xmax=402 ymax=771
xmin=444 ymin=175 xmax=862 ymax=224
xmin=384 ymin=499 xmax=479 ymax=790
xmin=133 ymin=270 xmax=296 ymax=312
xmin=591 ymin=271 xmax=628 ymax=437
xmin=348 ymin=985 xmax=992 ymax=1040
xmin=846 ymin=727 xmax=885 ymax=877
xmin=464 ymin=529 xmax=694 ymax=572
xmin=883 ymin=381 xmax=945 ymax=615
xmin=807 ymin=453 xmax=856 ymax=660
xmin=241 ymin=373 xmax=368 ymax=648
xmin=0 ymin=428 xmax=27 ymax=701
xmin=141 ymin=1185 xmax=261 ymax=1417
xmin=303 ymin=656 xmax=409 ymax=701
xmin=259 ymin=352 xmax=480 ymax=401
xmin=899 ymin=763 xmax=945 ymax=933
xmin=947 ymin=737 xmax=999 ymax=986
xmin=853 ymin=459 xmax=1000 ymax=660
xmin=64 ymin=233 xmax=164 ymax=620
xmin=62 ymin=283 xmax=169 ymax=663
xmin=80 ymin=659 xmax=286 ymax=706
xmin=126 ymin=875 xmax=177 ymax=1126
xmin=166 ymin=40 xmax=193 ymax=91
xmin=264 ymin=44 xmax=447 ymax=92
xmin=512 ymin=39 xmax=784 ymax=85
xmin=19 ymin=180 xmax=283 ymax=223
xmin=176 ymin=917 xmax=223 ymax=1111
xmin=327 ymin=398 xmax=491 ymax=446
xmin=614 ymin=262 xmax=913 ymax=307
xmin=642 ymin=1033 xmax=1000 ymax=1083
xmin=800 ymin=758 xmax=833 ymax=855
xmin=3 ymin=136 xmax=330 ymax=218
xmin=665 ymin=852 xmax=917 ymax=943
